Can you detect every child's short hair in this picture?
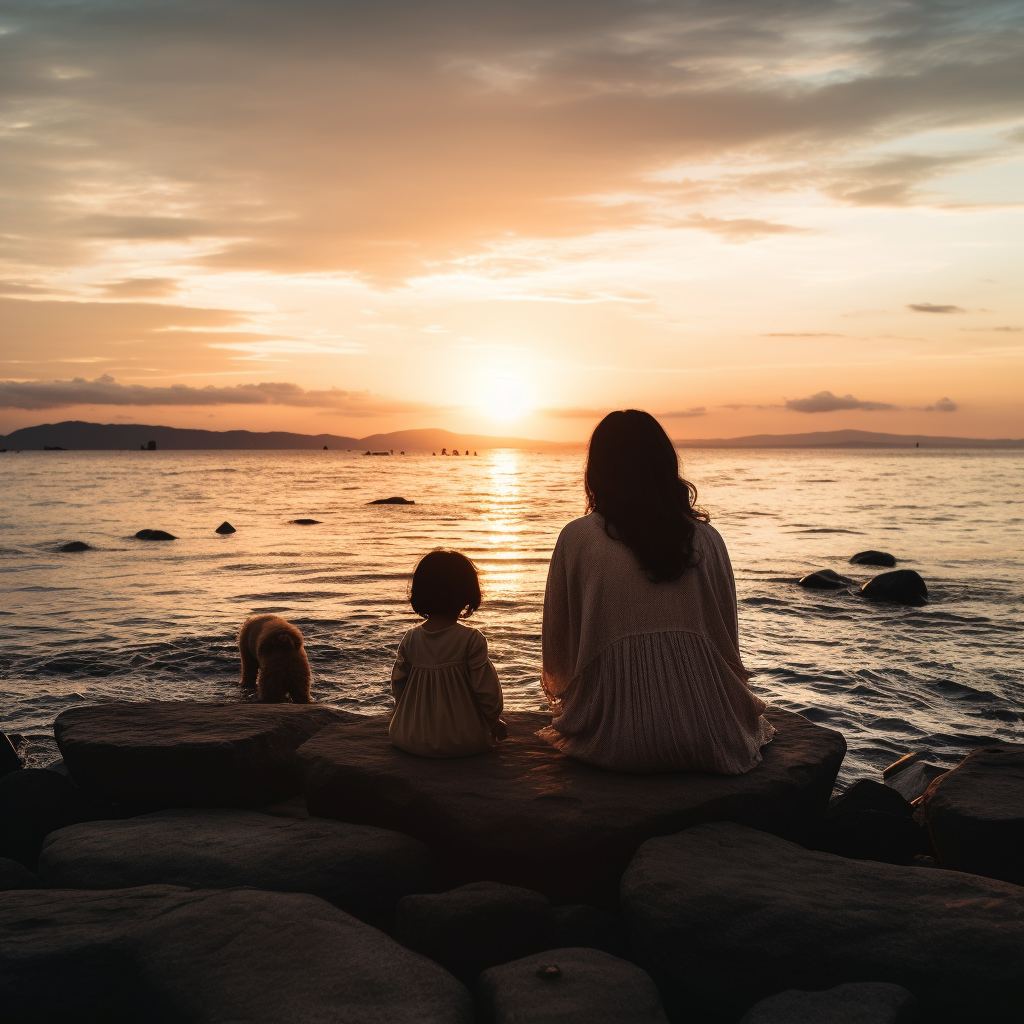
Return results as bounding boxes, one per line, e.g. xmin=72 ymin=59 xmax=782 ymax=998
xmin=410 ymin=549 xmax=481 ymax=618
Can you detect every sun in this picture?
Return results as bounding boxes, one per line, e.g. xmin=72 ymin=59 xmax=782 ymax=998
xmin=480 ymin=374 xmax=533 ymax=422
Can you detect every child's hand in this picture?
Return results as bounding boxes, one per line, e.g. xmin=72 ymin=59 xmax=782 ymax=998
xmin=491 ymin=718 xmax=508 ymax=742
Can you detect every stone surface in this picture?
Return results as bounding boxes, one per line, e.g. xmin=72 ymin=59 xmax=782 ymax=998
xmin=291 ymin=517 xmax=322 ymax=524
xmin=739 ymin=983 xmax=918 ymax=1024
xmin=549 ymin=904 xmax=630 ymax=959
xmin=39 ymin=808 xmax=438 ymax=920
xmin=134 ymin=529 xmax=176 ymax=540
xmin=883 ymin=753 xmax=947 ymax=802
xmin=214 ymin=521 xmax=235 ymax=534
xmin=369 ymin=496 xmax=415 ymax=504
xmin=476 ymin=948 xmax=668 ymax=1024
xmin=812 ymin=780 xmax=923 ymax=865
xmin=621 ymin=822 xmax=1024 ymax=1024
xmin=397 ymin=881 xmax=552 ymax=983
xmin=921 ymin=744 xmax=1024 ymax=885
xmin=299 ymin=709 xmax=845 ymax=905
xmin=0 ymin=886 xmax=473 ymax=1023
xmin=59 ymin=541 xmax=91 ymax=552
xmin=849 ymin=551 xmax=898 ymax=568
xmin=0 ymin=732 xmax=20 ymax=778
xmin=798 ymin=569 xmax=854 ymax=589
xmin=860 ymin=570 xmax=928 ymax=606
xmin=55 ymin=701 xmax=345 ymax=809
xmin=0 ymin=856 xmax=39 ymax=889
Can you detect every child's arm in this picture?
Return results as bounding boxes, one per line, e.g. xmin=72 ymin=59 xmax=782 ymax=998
xmin=467 ymin=630 xmax=503 ymax=725
xmin=391 ymin=637 xmax=410 ymax=705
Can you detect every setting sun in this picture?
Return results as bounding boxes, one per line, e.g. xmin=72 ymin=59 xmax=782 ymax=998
xmin=479 ymin=375 xmax=533 ymax=422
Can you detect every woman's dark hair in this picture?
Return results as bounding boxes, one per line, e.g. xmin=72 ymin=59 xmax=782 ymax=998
xmin=410 ymin=549 xmax=482 ymax=618
xmin=585 ymin=409 xmax=709 ymax=582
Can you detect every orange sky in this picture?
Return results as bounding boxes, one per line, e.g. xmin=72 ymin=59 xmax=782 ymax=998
xmin=1 ymin=0 xmax=1022 ymax=440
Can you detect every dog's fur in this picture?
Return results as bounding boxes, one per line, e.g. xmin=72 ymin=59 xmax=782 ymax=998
xmin=238 ymin=614 xmax=312 ymax=703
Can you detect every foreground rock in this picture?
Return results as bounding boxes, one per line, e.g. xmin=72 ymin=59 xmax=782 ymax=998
xmin=39 ymin=808 xmax=438 ymax=921
xmin=0 ymin=857 xmax=39 ymax=889
xmin=0 ymin=732 xmax=19 ymax=778
xmin=921 ymin=744 xmax=1024 ymax=885
xmin=621 ymin=822 xmax=1024 ymax=1024
xmin=56 ymin=702 xmax=345 ymax=808
xmin=477 ymin=949 xmax=668 ymax=1024
xmin=369 ymin=496 xmax=415 ymax=504
xmin=59 ymin=541 xmax=91 ymax=552
xmin=798 ymin=569 xmax=854 ymax=589
xmin=299 ymin=710 xmax=845 ymax=905
xmin=812 ymin=779 xmax=923 ymax=865
xmin=134 ymin=529 xmax=176 ymax=540
xmin=0 ymin=886 xmax=473 ymax=1023
xmin=850 ymin=550 xmax=897 ymax=567
xmin=740 ymin=983 xmax=917 ymax=1024
xmin=861 ymin=570 xmax=928 ymax=606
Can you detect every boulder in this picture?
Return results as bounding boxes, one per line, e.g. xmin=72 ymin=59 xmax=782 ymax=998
xmin=396 ymin=881 xmax=552 ymax=983
xmin=0 ymin=886 xmax=473 ymax=1024
xmin=476 ymin=948 xmax=668 ymax=1024
xmin=798 ymin=569 xmax=854 ymax=589
xmin=369 ymin=496 xmax=415 ymax=504
xmin=621 ymin=822 xmax=1024 ymax=1024
xmin=739 ymin=983 xmax=918 ymax=1023
xmin=920 ymin=744 xmax=1024 ymax=885
xmin=0 ymin=732 xmax=20 ymax=778
xmin=39 ymin=808 xmax=438 ymax=922
xmin=861 ymin=570 xmax=928 ymax=607
xmin=883 ymin=753 xmax=947 ymax=802
xmin=59 ymin=541 xmax=91 ymax=552
xmin=0 ymin=856 xmax=39 ymax=890
xmin=290 ymin=518 xmax=322 ymax=524
xmin=214 ymin=521 xmax=236 ymax=534
xmin=549 ymin=904 xmax=630 ymax=959
xmin=299 ymin=710 xmax=845 ymax=905
xmin=134 ymin=529 xmax=176 ymax=541
xmin=850 ymin=551 xmax=898 ymax=568
xmin=55 ymin=701 xmax=345 ymax=809
xmin=811 ymin=780 xmax=924 ymax=865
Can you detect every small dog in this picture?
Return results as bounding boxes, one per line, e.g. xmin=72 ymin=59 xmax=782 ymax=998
xmin=238 ymin=615 xmax=312 ymax=703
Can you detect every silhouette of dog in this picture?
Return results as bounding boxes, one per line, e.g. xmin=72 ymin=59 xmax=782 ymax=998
xmin=238 ymin=615 xmax=312 ymax=703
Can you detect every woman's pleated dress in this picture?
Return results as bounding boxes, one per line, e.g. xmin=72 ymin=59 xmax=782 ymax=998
xmin=539 ymin=514 xmax=775 ymax=774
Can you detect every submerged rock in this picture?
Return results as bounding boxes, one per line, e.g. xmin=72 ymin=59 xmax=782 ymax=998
xmin=290 ymin=518 xmax=322 ymax=525
xmin=214 ymin=521 xmax=236 ymax=534
xmin=798 ymin=569 xmax=855 ymax=589
xmin=298 ymin=709 xmax=845 ymax=906
xmin=861 ymin=569 xmax=928 ymax=606
xmin=59 ymin=541 xmax=91 ymax=552
xmin=369 ymin=496 xmax=416 ymax=505
xmin=0 ymin=769 xmax=95 ymax=869
xmin=850 ymin=550 xmax=898 ymax=567
xmin=621 ymin=821 xmax=1024 ymax=1023
xmin=920 ymin=743 xmax=1024 ymax=886
xmin=883 ymin=752 xmax=947 ymax=802
xmin=740 ymin=983 xmax=918 ymax=1024
xmin=134 ymin=529 xmax=176 ymax=541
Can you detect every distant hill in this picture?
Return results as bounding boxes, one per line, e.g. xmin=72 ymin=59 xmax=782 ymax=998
xmin=673 ymin=429 xmax=1024 ymax=449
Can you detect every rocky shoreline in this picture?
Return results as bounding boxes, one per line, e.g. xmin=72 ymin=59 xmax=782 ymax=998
xmin=1 ymin=702 xmax=1022 ymax=1022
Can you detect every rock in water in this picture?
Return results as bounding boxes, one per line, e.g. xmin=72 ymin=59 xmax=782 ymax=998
xmin=290 ymin=518 xmax=322 ymax=525
xmin=798 ymin=569 xmax=854 ymax=589
xmin=476 ymin=949 xmax=668 ymax=1024
xmin=850 ymin=550 xmax=898 ymax=567
xmin=811 ymin=779 xmax=923 ymax=865
xmin=883 ymin=752 xmax=947 ymax=802
xmin=298 ymin=709 xmax=845 ymax=906
xmin=59 ymin=541 xmax=91 ymax=552
xmin=0 ymin=733 xmax=20 ymax=779
xmin=134 ymin=529 xmax=176 ymax=541
xmin=54 ymin=702 xmax=345 ymax=809
xmin=739 ymin=983 xmax=918 ymax=1024
xmin=621 ymin=821 xmax=1024 ymax=1023
xmin=0 ymin=769 xmax=95 ymax=869
xmin=861 ymin=569 xmax=928 ymax=606
xmin=921 ymin=744 xmax=1024 ymax=886
xmin=369 ymin=496 xmax=416 ymax=505
xmin=214 ymin=521 xmax=236 ymax=534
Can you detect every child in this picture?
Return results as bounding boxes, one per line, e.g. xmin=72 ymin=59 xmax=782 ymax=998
xmin=390 ymin=549 xmax=507 ymax=757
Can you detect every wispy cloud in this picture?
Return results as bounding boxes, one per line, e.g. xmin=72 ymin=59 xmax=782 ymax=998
xmin=657 ymin=407 xmax=706 ymax=418
xmin=909 ymin=303 xmax=965 ymax=314
xmin=785 ymin=390 xmax=896 ymax=413
xmin=924 ymin=397 xmax=958 ymax=412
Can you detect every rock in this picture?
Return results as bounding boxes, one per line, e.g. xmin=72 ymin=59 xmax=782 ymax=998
xmin=0 ymin=886 xmax=474 ymax=1024
xmin=548 ymin=904 xmax=630 ymax=959
xmin=739 ymin=982 xmax=918 ymax=1023
xmin=861 ymin=570 xmax=928 ymax=606
xmin=621 ymin=822 xmax=1024 ymax=1024
xmin=920 ymin=744 xmax=1024 ymax=886
xmin=396 ymin=881 xmax=552 ymax=983
xmin=299 ymin=709 xmax=845 ymax=905
xmin=39 ymin=808 xmax=438 ymax=922
xmin=55 ymin=701 xmax=345 ymax=809
xmin=850 ymin=550 xmax=898 ymax=568
xmin=0 ymin=732 xmax=20 ymax=778
xmin=369 ymin=496 xmax=416 ymax=504
xmin=43 ymin=756 xmax=70 ymax=778
xmin=798 ymin=569 xmax=854 ymax=589
xmin=0 ymin=768 xmax=96 ymax=869
xmin=59 ymin=541 xmax=91 ymax=552
xmin=291 ymin=517 xmax=322 ymax=524
xmin=0 ymin=856 xmax=39 ymax=889
xmin=476 ymin=948 xmax=668 ymax=1024
xmin=214 ymin=521 xmax=236 ymax=534
xmin=134 ymin=529 xmax=176 ymax=541
xmin=883 ymin=752 xmax=947 ymax=802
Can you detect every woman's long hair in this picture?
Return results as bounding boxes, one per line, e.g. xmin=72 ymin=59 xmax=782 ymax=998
xmin=585 ymin=410 xmax=708 ymax=582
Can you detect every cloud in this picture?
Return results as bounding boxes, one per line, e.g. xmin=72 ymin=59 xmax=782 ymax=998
xmin=657 ymin=407 xmax=706 ymax=418
xmin=681 ymin=216 xmax=806 ymax=240
xmin=537 ymin=407 xmax=611 ymax=419
xmin=762 ymin=333 xmax=844 ymax=338
xmin=924 ymin=397 xmax=958 ymax=412
xmin=100 ymin=278 xmax=180 ymax=298
xmin=0 ymin=375 xmax=445 ymax=417
xmin=908 ymin=303 xmax=965 ymax=314
xmin=785 ymin=390 xmax=896 ymax=413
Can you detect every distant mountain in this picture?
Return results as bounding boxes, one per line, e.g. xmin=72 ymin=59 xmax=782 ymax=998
xmin=673 ymin=429 xmax=1024 ymax=449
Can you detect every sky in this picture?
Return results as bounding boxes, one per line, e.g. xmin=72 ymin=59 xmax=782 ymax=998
xmin=1 ymin=0 xmax=1022 ymax=441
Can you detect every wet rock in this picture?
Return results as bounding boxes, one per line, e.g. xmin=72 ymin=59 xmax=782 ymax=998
xmin=396 ymin=881 xmax=552 ymax=983
xmin=861 ymin=569 xmax=928 ymax=606
xmin=290 ymin=517 xmax=322 ymax=524
xmin=55 ymin=701 xmax=345 ymax=809
xmin=0 ymin=886 xmax=473 ymax=1024
xmin=798 ymin=569 xmax=854 ymax=589
xmin=0 ymin=768 xmax=96 ymax=869
xmin=59 ymin=541 xmax=91 ymax=552
xmin=850 ymin=550 xmax=898 ymax=568
xmin=0 ymin=733 xmax=20 ymax=778
xmin=621 ymin=822 xmax=1024 ymax=1024
xmin=214 ymin=521 xmax=236 ymax=534
xmin=0 ymin=856 xmax=39 ymax=890
xmin=921 ymin=744 xmax=1024 ymax=886
xmin=369 ymin=496 xmax=416 ymax=504
xmin=39 ymin=808 xmax=438 ymax=922
xmin=548 ymin=904 xmax=630 ymax=959
xmin=739 ymin=982 xmax=918 ymax=1023
xmin=299 ymin=709 xmax=845 ymax=905
xmin=883 ymin=752 xmax=947 ymax=802
xmin=134 ymin=529 xmax=176 ymax=541
xmin=476 ymin=948 xmax=668 ymax=1024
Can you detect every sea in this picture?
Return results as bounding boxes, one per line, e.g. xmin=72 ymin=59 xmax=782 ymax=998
xmin=1 ymin=447 xmax=1022 ymax=788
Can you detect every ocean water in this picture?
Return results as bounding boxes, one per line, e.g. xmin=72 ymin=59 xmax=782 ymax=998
xmin=1 ymin=447 xmax=1022 ymax=787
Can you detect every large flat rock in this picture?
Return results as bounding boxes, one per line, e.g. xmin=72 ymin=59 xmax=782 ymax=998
xmin=0 ymin=886 xmax=473 ymax=1023
xmin=38 ymin=808 xmax=438 ymax=921
xmin=55 ymin=701 xmax=345 ymax=808
xmin=621 ymin=822 xmax=1024 ymax=1024
xmin=299 ymin=709 xmax=845 ymax=904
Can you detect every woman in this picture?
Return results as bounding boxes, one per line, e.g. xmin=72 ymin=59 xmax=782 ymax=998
xmin=539 ymin=410 xmax=774 ymax=774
